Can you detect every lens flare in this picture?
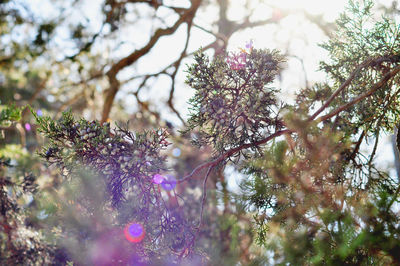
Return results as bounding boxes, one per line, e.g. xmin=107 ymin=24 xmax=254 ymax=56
xmin=24 ymin=123 xmax=31 ymax=131
xmin=161 ymin=175 xmax=177 ymax=191
xmin=172 ymin=148 xmax=181 ymax=157
xmin=124 ymin=222 xmax=145 ymax=243
xmin=152 ymin=174 xmax=165 ymax=184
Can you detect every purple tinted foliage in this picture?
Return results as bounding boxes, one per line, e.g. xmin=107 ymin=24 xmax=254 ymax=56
xmin=36 ymin=112 xmax=197 ymax=260
xmin=161 ymin=175 xmax=177 ymax=191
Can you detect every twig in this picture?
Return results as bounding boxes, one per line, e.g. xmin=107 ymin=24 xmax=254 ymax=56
xmin=193 ymin=23 xmax=227 ymax=43
xmin=178 ymin=165 xmax=213 ymax=259
xmin=287 ymin=54 xmax=309 ymax=89
xmin=349 ymin=130 xmax=365 ymax=162
xmin=167 ymin=21 xmax=193 ymax=125
xmin=198 ymin=166 xmax=213 ymax=229
xmin=21 ymin=78 xmax=48 ymax=119
xmin=54 ymin=91 xmax=85 ymax=119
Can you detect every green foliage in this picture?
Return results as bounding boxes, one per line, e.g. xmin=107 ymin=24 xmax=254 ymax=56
xmin=33 ymin=22 xmax=56 ymax=46
xmin=0 ymin=104 xmax=56 ymax=264
xmin=0 ymin=104 xmax=21 ymax=127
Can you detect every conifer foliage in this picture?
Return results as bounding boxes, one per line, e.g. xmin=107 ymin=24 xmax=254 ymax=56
xmin=2 ymin=0 xmax=400 ymax=264
xmin=185 ymin=48 xmax=285 ymax=154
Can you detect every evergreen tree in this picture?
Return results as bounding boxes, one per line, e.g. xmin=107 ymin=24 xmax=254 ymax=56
xmin=2 ymin=0 xmax=400 ymax=265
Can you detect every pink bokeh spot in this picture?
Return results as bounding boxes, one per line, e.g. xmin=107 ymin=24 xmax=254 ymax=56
xmin=272 ymin=9 xmax=284 ymax=22
xmin=152 ymin=174 xmax=165 ymax=184
xmin=24 ymin=123 xmax=31 ymax=131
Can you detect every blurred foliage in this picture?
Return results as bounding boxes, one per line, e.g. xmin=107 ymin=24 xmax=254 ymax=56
xmin=0 ymin=104 xmax=21 ymax=127
xmin=0 ymin=104 xmax=59 ymax=264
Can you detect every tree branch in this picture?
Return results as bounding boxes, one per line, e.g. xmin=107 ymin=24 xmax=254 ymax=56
xmin=167 ymin=22 xmax=192 ymax=125
xmin=309 ymin=57 xmax=377 ymax=121
xmin=101 ymin=0 xmax=202 ymax=123
xmin=178 ymin=129 xmax=290 ymax=183
xmin=317 ymin=65 xmax=400 ymax=122
xmin=310 ymin=55 xmax=400 ymax=121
